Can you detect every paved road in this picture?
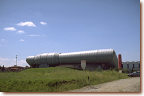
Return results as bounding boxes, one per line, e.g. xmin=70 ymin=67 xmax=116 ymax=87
xmin=69 ymin=77 xmax=140 ymax=92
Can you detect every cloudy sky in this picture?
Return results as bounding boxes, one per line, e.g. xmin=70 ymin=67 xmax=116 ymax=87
xmin=0 ymin=0 xmax=140 ymax=67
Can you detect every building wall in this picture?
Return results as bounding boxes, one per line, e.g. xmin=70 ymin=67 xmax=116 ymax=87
xmin=122 ymin=61 xmax=140 ymax=72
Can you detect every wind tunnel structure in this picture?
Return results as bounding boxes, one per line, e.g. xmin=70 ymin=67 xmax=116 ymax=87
xmin=26 ymin=49 xmax=118 ymax=70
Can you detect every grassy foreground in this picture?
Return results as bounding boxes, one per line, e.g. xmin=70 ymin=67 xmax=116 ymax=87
xmin=0 ymin=67 xmax=128 ymax=92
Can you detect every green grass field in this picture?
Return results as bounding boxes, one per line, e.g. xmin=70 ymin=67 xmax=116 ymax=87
xmin=0 ymin=67 xmax=128 ymax=92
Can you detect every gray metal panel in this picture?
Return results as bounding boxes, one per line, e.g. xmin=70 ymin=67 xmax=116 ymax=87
xmin=37 ymin=55 xmax=41 ymax=64
xmin=47 ymin=53 xmax=53 ymax=65
xmin=60 ymin=52 xmax=81 ymax=64
xmin=34 ymin=55 xmax=39 ymax=65
xmin=52 ymin=53 xmax=59 ymax=64
xmin=59 ymin=49 xmax=116 ymax=65
xmin=40 ymin=54 xmax=47 ymax=64
xmin=112 ymin=51 xmax=118 ymax=67
xmin=26 ymin=56 xmax=35 ymax=65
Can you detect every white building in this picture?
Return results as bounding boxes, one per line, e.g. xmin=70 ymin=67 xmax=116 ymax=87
xmin=122 ymin=61 xmax=140 ymax=72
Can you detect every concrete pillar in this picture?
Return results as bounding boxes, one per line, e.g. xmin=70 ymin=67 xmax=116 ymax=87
xmin=81 ymin=60 xmax=86 ymax=70
xmin=118 ymin=54 xmax=122 ymax=69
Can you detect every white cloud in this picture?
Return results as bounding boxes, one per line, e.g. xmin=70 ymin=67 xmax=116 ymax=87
xmin=3 ymin=27 xmax=16 ymax=31
xmin=17 ymin=30 xmax=25 ymax=34
xmin=40 ymin=21 xmax=47 ymax=25
xmin=19 ymin=39 xmax=24 ymax=42
xmin=17 ymin=21 xmax=36 ymax=27
xmin=27 ymin=34 xmax=40 ymax=37
xmin=0 ymin=57 xmax=28 ymax=67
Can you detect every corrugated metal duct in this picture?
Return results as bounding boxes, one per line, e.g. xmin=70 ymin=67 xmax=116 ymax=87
xmin=26 ymin=49 xmax=118 ymax=69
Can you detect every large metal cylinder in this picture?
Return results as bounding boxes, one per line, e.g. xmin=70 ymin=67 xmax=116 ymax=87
xmin=26 ymin=49 xmax=118 ymax=68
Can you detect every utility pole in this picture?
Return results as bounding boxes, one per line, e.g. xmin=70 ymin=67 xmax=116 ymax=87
xmin=16 ymin=55 xmax=17 ymax=66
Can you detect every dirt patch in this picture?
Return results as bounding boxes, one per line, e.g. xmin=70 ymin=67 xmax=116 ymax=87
xmin=69 ymin=77 xmax=140 ymax=92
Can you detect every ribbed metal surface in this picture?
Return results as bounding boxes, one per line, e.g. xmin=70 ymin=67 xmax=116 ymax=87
xmin=26 ymin=56 xmax=35 ymax=65
xmin=59 ymin=49 xmax=117 ymax=67
xmin=26 ymin=49 xmax=118 ymax=68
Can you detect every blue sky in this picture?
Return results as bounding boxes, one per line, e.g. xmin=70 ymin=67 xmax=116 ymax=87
xmin=0 ymin=0 xmax=140 ymax=67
